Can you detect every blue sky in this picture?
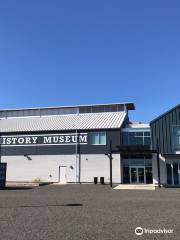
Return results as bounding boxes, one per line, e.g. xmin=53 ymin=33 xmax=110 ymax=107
xmin=0 ymin=0 xmax=179 ymax=122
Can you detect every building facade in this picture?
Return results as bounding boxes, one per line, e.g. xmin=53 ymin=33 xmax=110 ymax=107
xmin=150 ymin=104 xmax=180 ymax=186
xmin=0 ymin=103 xmax=128 ymax=183
xmin=1 ymin=102 xmax=178 ymax=186
xmin=120 ymin=123 xmax=155 ymax=185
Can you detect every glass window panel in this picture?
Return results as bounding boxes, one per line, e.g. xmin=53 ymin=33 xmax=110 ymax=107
xmin=174 ymin=127 xmax=180 ymax=135
xmin=129 ymin=136 xmax=143 ymax=145
xmin=136 ymin=132 xmax=143 ymax=136
xmin=145 ymin=159 xmax=152 ymax=166
xmin=144 ymin=131 xmax=151 ymax=136
xmin=122 ymin=159 xmax=130 ymax=166
xmin=79 ymin=106 xmax=92 ymax=113
xmin=129 ymin=159 xmax=144 ymax=166
xmin=123 ymin=167 xmax=130 ymax=183
xmin=131 ymin=168 xmax=137 ymax=183
xmin=92 ymin=106 xmax=105 ymax=113
xmin=138 ymin=168 xmax=145 ymax=183
xmin=117 ymin=105 xmax=124 ymax=111
xmin=129 ymin=132 xmax=135 ymax=137
xmin=99 ymin=132 xmax=106 ymax=145
xmin=135 ymin=137 xmax=143 ymax=145
xmin=129 ymin=137 xmax=137 ymax=145
xmin=144 ymin=137 xmax=151 ymax=145
xmin=145 ymin=167 xmax=153 ymax=184
xmin=173 ymin=163 xmax=179 ymax=185
xmin=174 ymin=136 xmax=180 ymax=149
xmin=104 ymin=105 xmax=117 ymax=112
xmin=166 ymin=163 xmax=172 ymax=185
xmin=122 ymin=132 xmax=129 ymax=145
xmin=91 ymin=133 xmax=99 ymax=144
xmin=90 ymin=132 xmax=106 ymax=145
xmin=173 ymin=127 xmax=180 ymax=149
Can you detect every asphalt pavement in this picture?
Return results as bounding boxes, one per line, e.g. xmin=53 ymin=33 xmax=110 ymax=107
xmin=0 ymin=184 xmax=179 ymax=240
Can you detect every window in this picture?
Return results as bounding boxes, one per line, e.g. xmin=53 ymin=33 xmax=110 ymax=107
xmin=129 ymin=135 xmax=143 ymax=145
xmin=122 ymin=159 xmax=152 ymax=167
xmin=90 ymin=132 xmax=106 ymax=145
xmin=122 ymin=132 xmax=129 ymax=145
xmin=92 ymin=106 xmax=105 ymax=113
xmin=173 ymin=127 xmax=180 ymax=150
xmin=122 ymin=131 xmax=151 ymax=146
xmin=144 ymin=137 xmax=151 ymax=145
xmin=136 ymin=132 xmax=143 ymax=137
xmin=166 ymin=161 xmax=180 ymax=185
xmin=166 ymin=163 xmax=172 ymax=184
xmin=144 ymin=131 xmax=150 ymax=136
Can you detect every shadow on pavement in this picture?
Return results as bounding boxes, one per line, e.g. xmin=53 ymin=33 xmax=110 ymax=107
xmin=1 ymin=186 xmax=34 ymax=190
xmin=0 ymin=203 xmax=83 ymax=208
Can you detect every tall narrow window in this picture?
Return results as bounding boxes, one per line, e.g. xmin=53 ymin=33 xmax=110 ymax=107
xmin=173 ymin=127 xmax=180 ymax=150
xmin=99 ymin=132 xmax=106 ymax=145
xmin=173 ymin=162 xmax=179 ymax=185
xmin=166 ymin=163 xmax=172 ymax=185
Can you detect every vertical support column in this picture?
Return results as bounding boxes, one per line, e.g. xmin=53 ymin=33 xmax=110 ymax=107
xmin=0 ymin=134 xmax=1 ymax=164
xmin=109 ymin=140 xmax=113 ymax=188
xmin=105 ymin=140 xmax=113 ymax=187
xmin=157 ymin=142 xmax=161 ymax=187
xmin=75 ymin=130 xmax=78 ymax=183
xmin=75 ymin=130 xmax=81 ymax=183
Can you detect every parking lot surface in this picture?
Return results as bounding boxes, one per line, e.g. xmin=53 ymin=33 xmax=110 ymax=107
xmin=0 ymin=184 xmax=180 ymax=240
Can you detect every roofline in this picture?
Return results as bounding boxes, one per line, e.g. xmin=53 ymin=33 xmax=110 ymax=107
xmin=0 ymin=102 xmax=135 ymax=112
xmin=150 ymin=104 xmax=180 ymax=125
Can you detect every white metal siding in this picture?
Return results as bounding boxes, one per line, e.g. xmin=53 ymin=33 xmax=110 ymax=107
xmin=2 ymin=154 xmax=121 ymax=183
xmin=80 ymin=154 xmax=121 ymax=183
xmin=2 ymin=155 xmax=78 ymax=183
xmin=152 ymin=154 xmax=166 ymax=185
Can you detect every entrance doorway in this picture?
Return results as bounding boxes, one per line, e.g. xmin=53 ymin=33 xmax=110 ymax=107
xmin=59 ymin=166 xmax=67 ymax=184
xmin=122 ymin=158 xmax=153 ymax=184
xmin=130 ymin=167 xmax=145 ymax=184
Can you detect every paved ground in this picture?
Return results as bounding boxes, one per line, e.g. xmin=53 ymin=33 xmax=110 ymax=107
xmin=0 ymin=185 xmax=180 ymax=240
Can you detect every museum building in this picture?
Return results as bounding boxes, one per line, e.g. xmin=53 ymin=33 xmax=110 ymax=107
xmin=0 ymin=102 xmax=157 ymax=184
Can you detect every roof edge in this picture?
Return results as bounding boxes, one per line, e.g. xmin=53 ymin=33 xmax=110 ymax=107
xmin=150 ymin=104 xmax=180 ymax=125
xmin=0 ymin=102 xmax=135 ymax=112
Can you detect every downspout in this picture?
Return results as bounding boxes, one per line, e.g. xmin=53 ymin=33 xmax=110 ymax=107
xmin=109 ymin=140 xmax=113 ymax=188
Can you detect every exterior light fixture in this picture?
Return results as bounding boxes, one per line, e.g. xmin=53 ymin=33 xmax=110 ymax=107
xmin=24 ymin=154 xmax=32 ymax=161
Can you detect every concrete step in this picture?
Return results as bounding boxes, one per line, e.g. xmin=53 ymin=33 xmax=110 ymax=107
xmin=114 ymin=184 xmax=156 ymax=190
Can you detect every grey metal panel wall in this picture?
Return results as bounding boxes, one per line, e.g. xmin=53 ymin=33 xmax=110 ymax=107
xmin=150 ymin=106 xmax=180 ymax=154
xmin=0 ymin=129 xmax=120 ymax=156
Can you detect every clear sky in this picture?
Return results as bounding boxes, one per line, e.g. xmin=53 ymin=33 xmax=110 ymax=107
xmin=0 ymin=0 xmax=179 ymax=122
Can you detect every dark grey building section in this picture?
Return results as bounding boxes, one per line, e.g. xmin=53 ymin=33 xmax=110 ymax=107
xmin=150 ymin=104 xmax=180 ymax=154
xmin=0 ymin=130 xmax=121 ymax=156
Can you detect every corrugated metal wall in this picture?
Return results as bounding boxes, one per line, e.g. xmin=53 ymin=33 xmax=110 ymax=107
xmin=150 ymin=105 xmax=180 ymax=154
xmin=2 ymin=154 xmax=121 ymax=183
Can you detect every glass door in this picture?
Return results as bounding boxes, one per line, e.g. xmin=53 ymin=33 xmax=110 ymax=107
xmin=130 ymin=167 xmax=137 ymax=183
xmin=130 ymin=167 xmax=145 ymax=184
xmin=138 ymin=167 xmax=145 ymax=184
